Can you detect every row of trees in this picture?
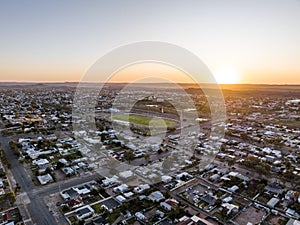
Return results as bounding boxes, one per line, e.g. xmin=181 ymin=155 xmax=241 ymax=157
xmin=0 ymin=147 xmax=11 ymax=169
xmin=9 ymin=140 xmax=20 ymax=157
xmin=242 ymin=156 xmax=271 ymax=176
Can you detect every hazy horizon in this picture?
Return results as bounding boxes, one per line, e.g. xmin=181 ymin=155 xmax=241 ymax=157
xmin=2 ymin=81 xmax=300 ymax=86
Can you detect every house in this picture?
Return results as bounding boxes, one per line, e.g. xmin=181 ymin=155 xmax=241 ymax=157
xmin=133 ymin=184 xmax=150 ymax=193
xmin=85 ymin=215 xmax=108 ymax=225
xmin=101 ymin=197 xmax=121 ymax=213
xmin=177 ymin=215 xmax=214 ymax=225
xmin=113 ymin=184 xmax=128 ymax=193
xmin=116 ymin=195 xmax=126 ymax=203
xmin=228 ymin=171 xmax=249 ymax=182
xmin=161 ymin=175 xmax=172 ymax=183
xmin=228 ymin=171 xmax=238 ymax=177
xmin=285 ymin=190 xmax=299 ymax=202
xmin=160 ymin=202 xmax=172 ymax=211
xmin=265 ymin=155 xmax=276 ymax=163
xmin=102 ymin=176 xmax=119 ymax=186
xmin=148 ymin=191 xmax=165 ymax=202
xmin=121 ymin=210 xmax=132 ymax=219
xmin=33 ymin=158 xmax=51 ymax=172
xmin=135 ymin=212 xmax=146 ymax=221
xmin=228 ymin=185 xmax=239 ymax=192
xmin=221 ymin=203 xmax=239 ymax=215
xmin=200 ymin=194 xmax=217 ymax=205
xmin=68 ymin=197 xmax=83 ymax=208
xmin=286 ymin=218 xmax=300 ymax=225
xmin=76 ymin=205 xmax=94 ymax=220
xmin=61 ymin=167 xmax=75 ymax=176
xmin=264 ymin=183 xmax=283 ymax=196
xmin=156 ymin=210 xmax=165 ymax=218
xmin=139 ymin=195 xmax=147 ymax=200
xmin=209 ymin=174 xmax=220 ymax=182
xmin=236 ymin=173 xmax=250 ymax=182
xmin=176 ymin=172 xmax=192 ymax=180
xmin=286 ymin=208 xmax=300 ymax=219
xmin=32 ymin=158 xmax=50 ymax=166
xmin=223 ymin=196 xmax=233 ymax=203
xmin=37 ymin=174 xmax=53 ymax=185
xmin=1 ymin=211 xmax=13 ymax=224
xmin=267 ymin=197 xmax=280 ymax=208
xmin=58 ymin=158 xmax=68 ymax=166
xmin=166 ymin=198 xmax=179 ymax=206
xmin=123 ymin=192 xmax=134 ymax=198
xmin=74 ymin=186 xmax=91 ymax=198
xmin=61 ymin=188 xmax=80 ymax=200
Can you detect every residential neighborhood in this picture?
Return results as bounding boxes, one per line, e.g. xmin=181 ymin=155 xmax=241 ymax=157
xmin=0 ymin=83 xmax=299 ymax=225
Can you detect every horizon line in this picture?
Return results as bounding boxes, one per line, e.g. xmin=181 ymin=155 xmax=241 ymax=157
xmin=1 ymin=81 xmax=300 ymax=85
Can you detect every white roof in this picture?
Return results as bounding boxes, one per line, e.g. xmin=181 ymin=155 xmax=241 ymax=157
xmin=116 ymin=195 xmax=126 ymax=203
xmin=37 ymin=174 xmax=53 ymax=185
xmin=161 ymin=175 xmax=172 ymax=183
xmin=124 ymin=192 xmax=134 ymax=198
xmin=32 ymin=158 xmax=49 ymax=165
xmin=114 ymin=184 xmax=128 ymax=193
xmin=228 ymin=171 xmax=238 ymax=177
xmin=135 ymin=212 xmax=146 ymax=220
xmin=119 ymin=170 xmax=133 ymax=179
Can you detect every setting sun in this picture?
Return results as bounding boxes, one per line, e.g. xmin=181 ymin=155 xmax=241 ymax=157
xmin=213 ymin=66 xmax=240 ymax=84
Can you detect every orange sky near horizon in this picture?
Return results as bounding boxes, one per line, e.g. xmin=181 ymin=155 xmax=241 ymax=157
xmin=2 ymin=62 xmax=300 ymax=84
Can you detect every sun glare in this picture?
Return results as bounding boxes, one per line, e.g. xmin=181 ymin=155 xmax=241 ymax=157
xmin=213 ymin=66 xmax=240 ymax=84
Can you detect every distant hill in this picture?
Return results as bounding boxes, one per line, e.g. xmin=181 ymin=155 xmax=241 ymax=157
xmin=0 ymin=82 xmax=300 ymax=97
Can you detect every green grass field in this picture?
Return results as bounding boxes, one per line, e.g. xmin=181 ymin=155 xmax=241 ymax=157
xmin=111 ymin=114 xmax=177 ymax=128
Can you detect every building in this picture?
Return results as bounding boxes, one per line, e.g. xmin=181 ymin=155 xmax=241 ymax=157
xmin=264 ymin=183 xmax=283 ymax=196
xmin=160 ymin=202 xmax=172 ymax=211
xmin=148 ymin=191 xmax=165 ymax=202
xmin=286 ymin=219 xmax=300 ymax=225
xmin=267 ymin=197 xmax=280 ymax=208
xmin=37 ymin=174 xmax=53 ymax=185
xmin=76 ymin=205 xmax=94 ymax=220
xmin=113 ymin=184 xmax=128 ymax=193
xmin=200 ymin=194 xmax=217 ymax=205
xmin=101 ymin=197 xmax=121 ymax=213
xmin=61 ymin=188 xmax=80 ymax=200
xmin=135 ymin=212 xmax=146 ymax=221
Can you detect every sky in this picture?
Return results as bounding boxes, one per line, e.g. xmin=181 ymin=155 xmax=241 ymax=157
xmin=1 ymin=0 xmax=300 ymax=84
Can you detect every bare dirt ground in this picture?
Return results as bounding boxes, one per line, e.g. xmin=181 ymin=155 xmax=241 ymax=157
xmin=233 ymin=205 xmax=266 ymax=225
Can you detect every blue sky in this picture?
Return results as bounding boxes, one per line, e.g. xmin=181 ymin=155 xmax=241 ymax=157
xmin=1 ymin=0 xmax=300 ymax=83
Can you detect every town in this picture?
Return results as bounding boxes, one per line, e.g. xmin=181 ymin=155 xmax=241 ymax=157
xmin=0 ymin=83 xmax=299 ymax=225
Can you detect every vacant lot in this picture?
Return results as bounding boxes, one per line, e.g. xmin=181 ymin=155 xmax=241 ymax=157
xmin=234 ymin=206 xmax=266 ymax=225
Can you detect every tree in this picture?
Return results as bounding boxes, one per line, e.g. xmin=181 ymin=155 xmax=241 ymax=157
xmin=240 ymin=132 xmax=248 ymax=141
xmin=215 ymin=198 xmax=222 ymax=207
xmin=124 ymin=150 xmax=135 ymax=164
xmin=282 ymin=170 xmax=300 ymax=189
xmin=244 ymin=155 xmax=260 ymax=167
xmin=256 ymin=183 xmax=265 ymax=194
xmin=143 ymin=153 xmax=150 ymax=163
xmin=227 ymin=159 xmax=235 ymax=167
xmin=220 ymin=143 xmax=226 ymax=152
xmin=219 ymin=208 xmax=228 ymax=222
